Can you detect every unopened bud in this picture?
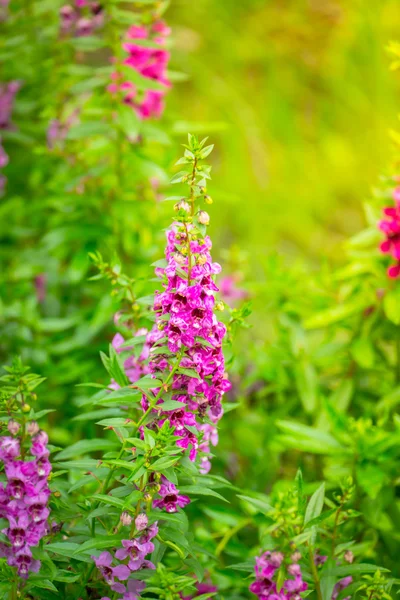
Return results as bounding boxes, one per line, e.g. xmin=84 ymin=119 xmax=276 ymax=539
xmin=215 ymin=301 xmax=224 ymax=311
xmin=31 ymin=394 xmax=37 ymax=402
xmin=174 ymin=200 xmax=191 ymax=213
xmin=157 ymin=322 xmax=165 ymax=331
xmin=174 ymin=252 xmax=186 ymax=265
xmin=21 ymin=404 xmax=31 ymax=413
xmin=135 ymin=513 xmax=148 ymax=531
xmin=8 ymin=420 xmax=20 ymax=436
xmin=120 ymin=511 xmax=132 ymax=526
xmin=143 ymin=493 xmax=152 ymax=502
xmin=291 ymin=551 xmax=301 ymax=563
xmin=54 ymin=491 xmax=61 ymax=498
xmin=197 ymin=255 xmax=207 ymax=265
xmin=204 ymin=195 xmax=213 ymax=204
xmin=344 ymin=550 xmax=354 ymax=564
xmin=198 ymin=211 xmax=210 ymax=225
xmin=26 ymin=421 xmax=40 ymax=436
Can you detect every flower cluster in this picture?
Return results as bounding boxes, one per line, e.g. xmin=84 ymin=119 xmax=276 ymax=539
xmin=378 ymin=187 xmax=400 ymax=278
xmin=109 ymin=21 xmax=171 ymax=120
xmin=0 ymin=80 xmax=20 ymax=194
xmin=60 ymin=0 xmax=104 ymax=37
xmin=148 ymin=221 xmax=230 ymax=469
xmin=92 ymin=519 xmax=158 ymax=599
xmin=0 ymin=426 xmax=51 ymax=578
xmin=249 ymin=551 xmax=308 ymax=599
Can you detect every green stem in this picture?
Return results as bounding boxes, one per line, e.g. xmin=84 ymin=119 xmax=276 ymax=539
xmin=215 ymin=519 xmax=251 ymax=557
xmin=396 ymin=327 xmax=400 ymax=384
xmin=308 ymin=545 xmax=323 ymax=600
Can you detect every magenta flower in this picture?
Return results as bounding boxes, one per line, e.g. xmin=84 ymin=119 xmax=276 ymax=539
xmin=153 ymin=476 xmax=190 ymax=513
xmin=250 ymin=551 xmax=308 ymax=600
xmin=378 ymin=188 xmax=400 ymax=278
xmin=219 ymin=274 xmax=248 ymax=305
xmin=109 ymin=20 xmax=171 ymax=120
xmin=182 ymin=582 xmax=218 ymax=599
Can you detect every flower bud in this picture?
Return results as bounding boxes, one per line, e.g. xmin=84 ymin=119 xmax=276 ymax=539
xmin=31 ymin=393 xmax=37 ymax=401
xmin=143 ymin=493 xmax=152 ymax=502
xmin=291 ymin=551 xmax=301 ymax=563
xmin=174 ymin=199 xmax=190 ymax=213
xmin=344 ymin=550 xmax=354 ymax=564
xmin=120 ymin=511 xmax=132 ymax=526
xmin=204 ymin=195 xmax=213 ymax=204
xmin=21 ymin=404 xmax=31 ymax=413
xmin=198 ymin=211 xmax=210 ymax=225
xmin=174 ymin=252 xmax=186 ymax=265
xmin=215 ymin=301 xmax=224 ymax=311
xmin=26 ymin=421 xmax=39 ymax=436
xmin=7 ymin=420 xmax=20 ymax=436
xmin=135 ymin=513 xmax=148 ymax=531
xmin=197 ymin=255 xmax=207 ymax=265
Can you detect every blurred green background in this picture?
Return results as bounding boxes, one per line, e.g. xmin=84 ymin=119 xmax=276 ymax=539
xmin=168 ymin=0 xmax=400 ymax=263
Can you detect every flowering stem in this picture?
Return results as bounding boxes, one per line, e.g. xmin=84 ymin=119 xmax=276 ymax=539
xmin=308 ymin=544 xmax=323 ymax=600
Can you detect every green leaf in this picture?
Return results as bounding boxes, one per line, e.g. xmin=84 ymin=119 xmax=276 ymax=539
xmin=177 ymin=367 xmax=201 ymax=380
xmin=237 ymin=494 xmax=272 ymax=514
xmin=55 ymin=439 xmax=118 ymax=461
xmin=179 ymin=485 xmax=228 ymax=503
xmin=96 ymin=417 xmax=135 ymax=427
xmin=66 ymin=121 xmax=110 ymax=140
xmin=133 ymin=375 xmax=161 ymax=392
xmin=75 ymin=536 xmax=125 ymax=555
xmin=46 ymin=542 xmax=91 ymax=562
xmin=92 ymin=494 xmax=128 ymax=509
xmin=304 ymin=298 xmax=370 ymax=329
xmin=158 ymin=400 xmax=186 ymax=411
xmin=294 ymin=361 xmax=318 ymax=414
xmin=304 ymin=483 xmax=325 ymax=525
xmin=383 ymin=288 xmax=400 ymax=324
xmin=323 ymin=564 xmax=389 ymax=576
xmin=96 ymin=387 xmax=142 ymax=405
xmin=276 ymin=421 xmax=344 ymax=454
xmin=148 ymin=455 xmax=181 ymax=470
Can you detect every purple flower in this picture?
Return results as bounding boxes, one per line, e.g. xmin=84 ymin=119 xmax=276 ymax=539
xmin=250 ymin=550 xmax=308 ymax=600
xmin=153 ymin=476 xmax=190 ymax=513
xmin=122 ymin=579 xmax=146 ymax=600
xmin=92 ymin=551 xmax=130 ymax=588
xmin=115 ymin=538 xmax=154 ymax=571
xmin=331 ymin=576 xmax=352 ymax=600
xmin=0 ymin=81 xmax=20 ymax=129
xmin=0 ymin=427 xmax=51 ymax=577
